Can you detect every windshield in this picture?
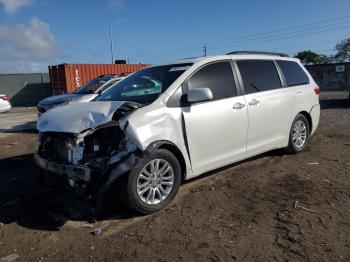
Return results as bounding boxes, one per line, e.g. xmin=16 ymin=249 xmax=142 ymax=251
xmin=96 ymin=64 xmax=192 ymax=105
xmin=74 ymin=77 xmax=111 ymax=94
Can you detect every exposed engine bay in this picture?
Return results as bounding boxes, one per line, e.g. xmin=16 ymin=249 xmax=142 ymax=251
xmin=35 ymin=101 xmax=143 ymax=197
xmin=38 ymin=122 xmax=123 ymax=165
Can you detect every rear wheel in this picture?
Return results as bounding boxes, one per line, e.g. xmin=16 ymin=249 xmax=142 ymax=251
xmin=121 ymin=149 xmax=181 ymax=214
xmin=286 ymin=114 xmax=310 ymax=154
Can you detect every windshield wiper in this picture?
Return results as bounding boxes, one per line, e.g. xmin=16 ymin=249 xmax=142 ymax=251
xmin=249 ymin=83 xmax=260 ymax=92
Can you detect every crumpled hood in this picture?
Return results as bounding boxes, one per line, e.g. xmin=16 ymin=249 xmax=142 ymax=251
xmin=37 ymin=101 xmax=128 ymax=133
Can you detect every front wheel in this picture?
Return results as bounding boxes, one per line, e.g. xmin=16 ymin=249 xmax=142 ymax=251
xmin=286 ymin=114 xmax=310 ymax=154
xmin=121 ymin=149 xmax=181 ymax=214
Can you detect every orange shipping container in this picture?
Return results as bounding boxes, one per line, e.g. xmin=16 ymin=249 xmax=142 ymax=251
xmin=48 ymin=63 xmax=149 ymax=95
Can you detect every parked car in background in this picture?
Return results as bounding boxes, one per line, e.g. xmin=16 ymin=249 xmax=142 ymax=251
xmin=37 ymin=75 xmax=124 ymax=116
xmin=36 ymin=52 xmax=320 ymax=215
xmin=0 ymin=94 xmax=11 ymax=113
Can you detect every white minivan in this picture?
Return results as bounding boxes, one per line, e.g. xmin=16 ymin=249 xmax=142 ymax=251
xmin=35 ymin=52 xmax=320 ymax=214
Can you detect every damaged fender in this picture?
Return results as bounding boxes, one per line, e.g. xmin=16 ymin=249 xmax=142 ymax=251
xmin=118 ymin=104 xmax=192 ymax=173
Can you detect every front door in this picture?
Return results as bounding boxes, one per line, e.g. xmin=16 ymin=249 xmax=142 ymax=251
xmin=182 ymin=61 xmax=248 ymax=174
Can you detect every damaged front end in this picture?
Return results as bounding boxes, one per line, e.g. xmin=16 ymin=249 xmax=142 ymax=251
xmin=35 ymin=101 xmax=143 ymax=203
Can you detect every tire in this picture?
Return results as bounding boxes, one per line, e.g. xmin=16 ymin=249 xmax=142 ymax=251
xmin=286 ymin=114 xmax=310 ymax=154
xmin=120 ymin=149 xmax=182 ymax=214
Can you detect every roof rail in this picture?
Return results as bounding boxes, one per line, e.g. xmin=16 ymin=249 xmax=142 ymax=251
xmin=226 ymin=51 xmax=289 ymax=57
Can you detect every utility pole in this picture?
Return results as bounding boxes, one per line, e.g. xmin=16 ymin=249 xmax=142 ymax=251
xmin=109 ymin=26 xmax=114 ymax=64
xmin=203 ymin=44 xmax=207 ymax=57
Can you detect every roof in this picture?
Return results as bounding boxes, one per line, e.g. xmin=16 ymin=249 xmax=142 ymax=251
xmin=158 ymin=57 xmax=206 ymax=66
xmin=157 ymin=53 xmax=299 ymax=67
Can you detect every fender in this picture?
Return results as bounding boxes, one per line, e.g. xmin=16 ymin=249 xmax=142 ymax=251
xmin=145 ymin=140 xmax=178 ymax=153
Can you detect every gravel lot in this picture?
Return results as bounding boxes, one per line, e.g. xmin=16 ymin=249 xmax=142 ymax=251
xmin=0 ymin=92 xmax=349 ymax=262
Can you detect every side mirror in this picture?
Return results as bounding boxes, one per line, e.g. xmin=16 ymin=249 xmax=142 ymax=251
xmin=187 ymin=88 xmax=213 ymax=103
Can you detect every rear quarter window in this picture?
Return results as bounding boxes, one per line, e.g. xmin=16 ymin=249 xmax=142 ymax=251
xmin=277 ymin=60 xmax=310 ymax=86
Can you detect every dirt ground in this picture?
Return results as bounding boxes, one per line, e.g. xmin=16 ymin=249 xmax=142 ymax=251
xmin=0 ymin=92 xmax=349 ymax=262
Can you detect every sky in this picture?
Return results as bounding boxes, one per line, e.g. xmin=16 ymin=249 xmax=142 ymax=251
xmin=0 ymin=0 xmax=350 ymax=73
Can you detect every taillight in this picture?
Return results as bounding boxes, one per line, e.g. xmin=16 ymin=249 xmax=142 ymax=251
xmin=0 ymin=95 xmax=9 ymax=101
xmin=314 ymin=86 xmax=321 ymax=95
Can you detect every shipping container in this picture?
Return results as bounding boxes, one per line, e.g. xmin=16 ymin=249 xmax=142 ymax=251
xmin=49 ymin=63 xmax=149 ymax=95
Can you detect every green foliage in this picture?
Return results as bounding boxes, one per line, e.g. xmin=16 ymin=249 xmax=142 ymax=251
xmin=334 ymin=38 xmax=350 ymax=62
xmin=294 ymin=50 xmax=332 ymax=65
xmin=295 ymin=38 xmax=350 ymax=64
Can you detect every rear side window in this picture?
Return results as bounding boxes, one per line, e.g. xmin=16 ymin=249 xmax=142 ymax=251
xmin=237 ymin=60 xmax=281 ymax=94
xmin=187 ymin=61 xmax=236 ymax=101
xmin=277 ymin=60 xmax=310 ymax=86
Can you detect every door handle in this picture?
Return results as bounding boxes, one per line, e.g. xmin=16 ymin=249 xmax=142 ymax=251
xmin=248 ymin=99 xmax=260 ymax=106
xmin=233 ymin=102 xmax=245 ymax=110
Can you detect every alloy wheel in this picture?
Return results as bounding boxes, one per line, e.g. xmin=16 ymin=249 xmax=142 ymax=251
xmin=136 ymin=159 xmax=175 ymax=205
xmin=292 ymin=120 xmax=307 ymax=148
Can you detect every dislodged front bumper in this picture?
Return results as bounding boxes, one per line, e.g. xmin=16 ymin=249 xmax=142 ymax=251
xmin=34 ymin=153 xmax=92 ymax=188
xmin=34 ymin=148 xmax=143 ymax=209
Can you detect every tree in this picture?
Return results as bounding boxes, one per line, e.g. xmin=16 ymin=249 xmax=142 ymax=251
xmin=295 ymin=50 xmax=332 ymax=65
xmin=334 ymin=38 xmax=350 ymax=62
